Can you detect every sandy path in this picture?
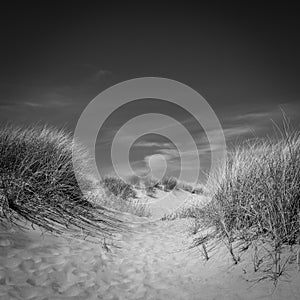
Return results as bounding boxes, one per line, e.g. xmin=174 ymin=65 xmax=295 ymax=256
xmin=109 ymin=218 xmax=203 ymax=300
xmin=0 ymin=218 xmax=203 ymax=300
xmin=136 ymin=189 xmax=209 ymax=220
xmin=0 ymin=214 xmax=300 ymax=299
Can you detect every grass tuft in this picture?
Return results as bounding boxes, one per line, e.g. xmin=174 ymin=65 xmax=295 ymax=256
xmin=161 ymin=176 xmax=178 ymax=191
xmin=0 ymin=124 xmax=125 ymax=241
xmin=101 ymin=176 xmax=137 ymax=200
xmin=191 ymin=119 xmax=300 ymax=282
xmin=89 ymin=187 xmax=151 ymax=218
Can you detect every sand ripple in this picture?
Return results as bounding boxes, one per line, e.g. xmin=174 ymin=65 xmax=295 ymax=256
xmin=1 ymin=218 xmax=300 ymax=299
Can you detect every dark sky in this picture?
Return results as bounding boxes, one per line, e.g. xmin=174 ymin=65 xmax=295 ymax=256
xmin=0 ymin=2 xmax=299 ymax=182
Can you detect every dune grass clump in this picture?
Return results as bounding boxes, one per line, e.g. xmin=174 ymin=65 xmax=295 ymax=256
xmin=162 ymin=205 xmax=200 ymax=221
xmin=142 ymin=176 xmax=159 ymax=197
xmin=99 ymin=176 xmax=151 ymax=217
xmin=176 ymin=180 xmax=194 ymax=193
xmin=127 ymin=174 xmax=141 ymax=188
xmin=102 ymin=176 xmax=137 ymax=200
xmin=192 ymin=121 xmax=300 ymax=282
xmin=0 ymin=124 xmax=124 ymax=241
xmin=159 ymin=176 xmax=202 ymax=194
xmin=89 ymin=187 xmax=151 ymax=218
xmin=191 ymin=186 xmax=204 ymax=195
xmin=161 ymin=176 xmax=178 ymax=191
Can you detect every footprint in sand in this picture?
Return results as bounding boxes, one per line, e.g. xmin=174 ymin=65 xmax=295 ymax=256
xmin=1 ymin=191 xmax=300 ymax=299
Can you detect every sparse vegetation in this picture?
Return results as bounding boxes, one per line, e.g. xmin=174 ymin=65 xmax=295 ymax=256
xmin=97 ymin=175 xmax=150 ymax=217
xmin=89 ymin=187 xmax=151 ymax=217
xmin=176 ymin=180 xmax=194 ymax=193
xmin=127 ymin=174 xmax=141 ymax=188
xmin=102 ymin=176 xmax=137 ymax=200
xmin=143 ymin=176 xmax=159 ymax=189
xmin=0 ymin=124 xmax=125 ymax=241
xmin=142 ymin=176 xmax=159 ymax=197
xmin=162 ymin=204 xmax=202 ymax=221
xmin=191 ymin=186 xmax=204 ymax=195
xmin=161 ymin=176 xmax=178 ymax=191
xmin=2 ymin=118 xmax=299 ymax=288
xmin=158 ymin=177 xmax=202 ymax=194
xmin=190 ymin=119 xmax=300 ymax=283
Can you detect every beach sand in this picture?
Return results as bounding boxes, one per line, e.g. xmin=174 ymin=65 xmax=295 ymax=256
xmin=0 ymin=191 xmax=299 ymax=299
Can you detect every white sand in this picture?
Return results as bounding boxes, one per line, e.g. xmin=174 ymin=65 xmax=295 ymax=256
xmin=0 ymin=191 xmax=300 ymax=299
xmin=137 ymin=189 xmax=209 ymax=220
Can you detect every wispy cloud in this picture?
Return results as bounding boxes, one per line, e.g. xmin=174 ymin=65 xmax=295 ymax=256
xmin=24 ymin=99 xmax=70 ymax=108
xmin=156 ymin=148 xmax=179 ymax=159
xmin=95 ymin=69 xmax=112 ymax=78
xmin=134 ymin=141 xmax=174 ymax=148
xmin=132 ymin=124 xmax=255 ymax=177
xmin=81 ymin=67 xmax=112 ymax=86
xmin=0 ymin=65 xmax=111 ymax=111
xmin=234 ymin=111 xmax=270 ymax=121
xmin=0 ymin=97 xmax=70 ymax=109
xmin=223 ymin=126 xmax=255 ymax=138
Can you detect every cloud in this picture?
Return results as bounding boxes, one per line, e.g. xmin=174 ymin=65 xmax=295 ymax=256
xmin=223 ymin=126 xmax=255 ymax=138
xmin=197 ymin=125 xmax=254 ymax=142
xmin=139 ymin=125 xmax=254 ymax=174
xmin=95 ymin=69 xmax=112 ymax=78
xmin=234 ymin=111 xmax=270 ymax=121
xmin=134 ymin=141 xmax=174 ymax=148
xmin=144 ymin=153 xmax=167 ymax=165
xmin=0 ymin=97 xmax=70 ymax=109
xmin=0 ymin=64 xmax=112 ymax=110
xmin=24 ymin=99 xmax=70 ymax=108
xmin=82 ymin=68 xmax=112 ymax=85
xmin=156 ymin=148 xmax=179 ymax=160
xmin=143 ymin=149 xmax=179 ymax=174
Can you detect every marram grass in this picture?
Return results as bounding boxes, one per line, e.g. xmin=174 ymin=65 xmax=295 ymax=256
xmin=0 ymin=124 xmax=126 ymax=242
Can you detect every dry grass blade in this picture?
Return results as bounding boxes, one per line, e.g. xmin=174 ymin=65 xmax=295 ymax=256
xmin=0 ymin=123 xmax=126 ymax=242
xmin=184 ymin=116 xmax=300 ymax=284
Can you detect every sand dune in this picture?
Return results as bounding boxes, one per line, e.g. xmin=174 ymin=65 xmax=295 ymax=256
xmin=136 ymin=189 xmax=209 ymax=220
xmin=0 ymin=191 xmax=300 ymax=299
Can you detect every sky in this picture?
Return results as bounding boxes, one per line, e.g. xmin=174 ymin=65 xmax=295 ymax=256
xmin=0 ymin=3 xmax=299 ymax=183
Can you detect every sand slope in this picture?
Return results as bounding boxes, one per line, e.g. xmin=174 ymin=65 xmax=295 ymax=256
xmin=0 ymin=192 xmax=300 ymax=299
xmin=136 ymin=189 xmax=209 ymax=220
